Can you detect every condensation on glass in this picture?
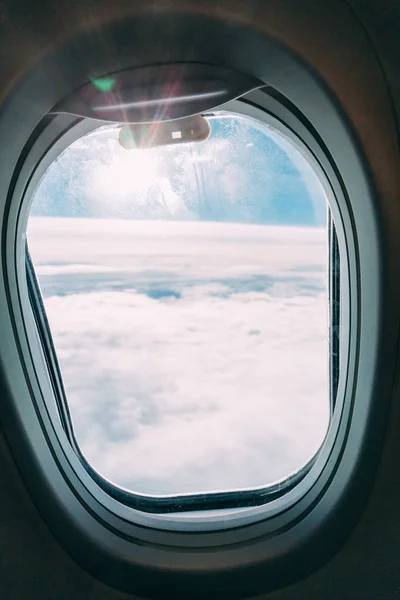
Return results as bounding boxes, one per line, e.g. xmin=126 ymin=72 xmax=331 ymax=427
xmin=27 ymin=113 xmax=332 ymax=498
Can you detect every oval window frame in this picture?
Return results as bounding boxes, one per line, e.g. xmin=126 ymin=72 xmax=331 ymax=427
xmin=0 ymin=9 xmax=392 ymax=591
xmin=7 ymin=90 xmax=351 ymax=540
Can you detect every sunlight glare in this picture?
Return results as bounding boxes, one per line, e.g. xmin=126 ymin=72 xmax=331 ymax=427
xmin=90 ymin=148 xmax=159 ymax=201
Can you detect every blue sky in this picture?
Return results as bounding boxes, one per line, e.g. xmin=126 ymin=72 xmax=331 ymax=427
xmin=31 ymin=114 xmax=327 ymax=226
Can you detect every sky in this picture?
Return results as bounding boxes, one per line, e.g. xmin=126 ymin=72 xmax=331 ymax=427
xmin=27 ymin=114 xmax=331 ymax=499
xmin=30 ymin=113 xmax=327 ymax=226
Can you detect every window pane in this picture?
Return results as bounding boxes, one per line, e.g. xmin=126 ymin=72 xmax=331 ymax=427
xmin=27 ymin=113 xmax=331 ymax=498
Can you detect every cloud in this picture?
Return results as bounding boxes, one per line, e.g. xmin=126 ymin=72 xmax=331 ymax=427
xmin=28 ymin=217 xmax=330 ymax=497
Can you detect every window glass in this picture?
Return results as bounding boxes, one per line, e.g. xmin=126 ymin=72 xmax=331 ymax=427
xmin=27 ymin=113 xmax=331 ymax=497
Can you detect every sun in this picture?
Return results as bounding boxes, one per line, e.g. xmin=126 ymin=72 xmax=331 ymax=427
xmin=89 ymin=142 xmax=160 ymax=203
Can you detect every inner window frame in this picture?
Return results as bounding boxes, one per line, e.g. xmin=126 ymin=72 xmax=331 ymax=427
xmin=11 ymin=92 xmax=351 ymax=534
xmin=25 ymin=107 xmax=338 ymax=514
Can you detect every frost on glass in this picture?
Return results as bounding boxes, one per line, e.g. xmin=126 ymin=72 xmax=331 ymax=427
xmin=27 ymin=114 xmax=330 ymax=497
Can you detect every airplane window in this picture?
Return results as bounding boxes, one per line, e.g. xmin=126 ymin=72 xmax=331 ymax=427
xmin=26 ymin=113 xmax=336 ymax=503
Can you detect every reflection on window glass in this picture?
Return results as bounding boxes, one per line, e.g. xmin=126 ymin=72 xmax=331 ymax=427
xmin=27 ymin=113 xmax=331 ymax=497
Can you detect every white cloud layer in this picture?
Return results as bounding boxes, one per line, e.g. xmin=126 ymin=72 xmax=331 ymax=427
xmin=28 ymin=217 xmax=330 ymax=497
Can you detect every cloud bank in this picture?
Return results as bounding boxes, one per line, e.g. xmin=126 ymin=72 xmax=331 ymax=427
xmin=28 ymin=217 xmax=330 ymax=496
